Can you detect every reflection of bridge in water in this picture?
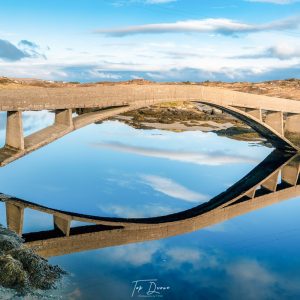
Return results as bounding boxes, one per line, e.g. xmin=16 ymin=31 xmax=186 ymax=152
xmin=1 ymin=150 xmax=299 ymax=258
xmin=0 ymin=84 xmax=299 ymax=166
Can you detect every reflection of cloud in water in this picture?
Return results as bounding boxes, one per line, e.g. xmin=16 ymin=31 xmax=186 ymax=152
xmin=101 ymin=243 xmax=213 ymax=269
xmin=98 ymin=203 xmax=174 ymax=218
xmin=140 ymin=175 xmax=208 ymax=203
xmin=22 ymin=111 xmax=54 ymax=134
xmin=100 ymin=173 xmax=206 ymax=217
xmin=93 ymin=142 xmax=258 ymax=166
xmin=204 ymin=222 xmax=227 ymax=233
xmin=165 ymin=247 xmax=202 ymax=264
xmin=226 ymin=260 xmax=279 ymax=300
xmin=102 ymin=243 xmax=160 ymax=267
xmin=0 ymin=111 xmax=54 ymax=134
xmin=0 ymin=112 xmax=5 ymax=131
xmin=99 ymin=242 xmax=300 ymax=299
xmin=164 ymin=246 xmax=218 ymax=270
xmin=96 ymin=121 xmax=169 ymax=140
xmin=66 ymin=288 xmax=82 ymax=300
xmin=228 ymin=260 xmax=274 ymax=285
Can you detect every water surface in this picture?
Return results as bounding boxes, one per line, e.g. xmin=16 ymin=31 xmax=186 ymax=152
xmin=0 ymin=114 xmax=299 ymax=300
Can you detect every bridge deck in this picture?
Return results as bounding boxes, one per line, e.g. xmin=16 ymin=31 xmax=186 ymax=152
xmin=24 ymin=185 xmax=300 ymax=257
xmin=24 ymin=124 xmax=69 ymax=148
xmin=0 ymin=84 xmax=299 ymax=113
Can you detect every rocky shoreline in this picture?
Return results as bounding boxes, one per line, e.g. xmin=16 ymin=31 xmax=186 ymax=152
xmin=0 ymin=224 xmax=66 ymax=296
xmin=111 ymin=102 xmax=265 ymax=144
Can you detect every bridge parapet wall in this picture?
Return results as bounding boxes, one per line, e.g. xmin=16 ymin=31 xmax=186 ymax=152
xmin=0 ymin=85 xmax=299 ymax=113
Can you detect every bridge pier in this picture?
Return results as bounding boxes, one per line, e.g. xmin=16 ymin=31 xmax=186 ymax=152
xmin=53 ymin=215 xmax=71 ymax=236
xmin=264 ymin=111 xmax=284 ymax=136
xmin=6 ymin=202 xmax=24 ymax=236
xmin=286 ymin=114 xmax=300 ymax=134
xmin=55 ymin=109 xmax=73 ymax=128
xmin=261 ymin=171 xmax=279 ymax=192
xmin=5 ymin=111 xmax=24 ymax=150
xmin=245 ymin=188 xmax=256 ymax=199
xmin=282 ymin=164 xmax=300 ymax=186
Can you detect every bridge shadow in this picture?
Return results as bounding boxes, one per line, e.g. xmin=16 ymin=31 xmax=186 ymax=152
xmin=0 ymin=149 xmax=299 ymax=258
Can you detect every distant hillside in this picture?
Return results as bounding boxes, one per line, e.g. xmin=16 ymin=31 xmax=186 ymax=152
xmin=201 ymin=79 xmax=300 ymax=101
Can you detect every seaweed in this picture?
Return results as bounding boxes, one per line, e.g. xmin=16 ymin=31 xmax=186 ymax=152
xmin=0 ymin=224 xmax=66 ymax=295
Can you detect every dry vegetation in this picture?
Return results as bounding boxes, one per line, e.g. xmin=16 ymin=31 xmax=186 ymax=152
xmin=200 ymin=78 xmax=300 ymax=101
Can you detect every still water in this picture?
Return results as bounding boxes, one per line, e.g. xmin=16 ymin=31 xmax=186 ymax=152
xmin=0 ymin=112 xmax=300 ymax=300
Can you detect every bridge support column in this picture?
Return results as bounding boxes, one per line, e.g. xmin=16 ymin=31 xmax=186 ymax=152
xmin=6 ymin=203 xmax=24 ymax=236
xmin=55 ymin=109 xmax=73 ymax=128
xmin=282 ymin=164 xmax=300 ymax=186
xmin=261 ymin=171 xmax=279 ymax=192
xmin=245 ymin=188 xmax=256 ymax=199
xmin=5 ymin=111 xmax=24 ymax=150
xmin=285 ymin=114 xmax=300 ymax=134
xmin=53 ymin=215 xmax=71 ymax=236
xmin=246 ymin=108 xmax=262 ymax=121
xmin=265 ymin=112 xmax=284 ymax=136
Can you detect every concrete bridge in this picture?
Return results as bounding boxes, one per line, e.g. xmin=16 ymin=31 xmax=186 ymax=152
xmin=0 ymin=84 xmax=299 ymax=166
xmin=1 ymin=150 xmax=299 ymax=257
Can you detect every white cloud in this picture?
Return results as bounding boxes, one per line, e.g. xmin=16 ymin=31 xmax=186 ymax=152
xmin=267 ymin=44 xmax=300 ymax=59
xmin=0 ymin=39 xmax=46 ymax=61
xmin=112 ymin=0 xmax=176 ymax=6
xmin=94 ymin=16 xmax=300 ymax=37
xmin=235 ymin=44 xmax=300 ymax=60
xmin=1 ymin=29 xmax=300 ymax=83
xmin=89 ymin=71 xmax=122 ymax=80
xmin=1 ymin=22 xmax=300 ymax=83
xmin=146 ymin=0 xmax=176 ymax=3
xmin=140 ymin=175 xmax=208 ymax=202
xmin=93 ymin=142 xmax=259 ymax=166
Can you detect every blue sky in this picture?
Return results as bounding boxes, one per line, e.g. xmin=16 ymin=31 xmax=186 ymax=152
xmin=0 ymin=0 xmax=300 ymax=82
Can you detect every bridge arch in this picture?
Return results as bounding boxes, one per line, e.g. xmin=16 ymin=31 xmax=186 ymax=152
xmin=0 ymin=150 xmax=300 ymax=234
xmin=200 ymin=102 xmax=298 ymax=152
xmin=0 ymin=98 xmax=299 ymax=167
xmin=115 ymin=100 xmax=299 ymax=152
xmin=0 ymin=85 xmax=299 ymax=167
xmin=0 ymin=85 xmax=299 ymax=257
xmin=1 ymin=150 xmax=299 ymax=257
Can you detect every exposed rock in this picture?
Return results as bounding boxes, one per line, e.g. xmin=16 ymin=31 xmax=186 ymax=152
xmin=0 ymin=225 xmax=66 ymax=296
xmin=111 ymin=102 xmax=263 ymax=143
